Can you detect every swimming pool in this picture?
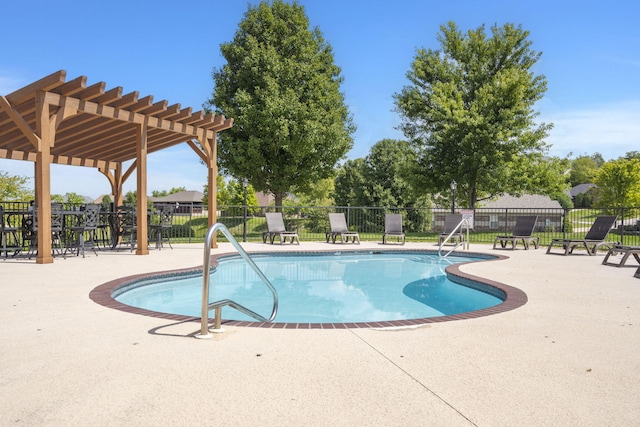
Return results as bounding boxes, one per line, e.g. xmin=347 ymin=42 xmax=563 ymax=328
xmin=96 ymin=250 xmax=527 ymax=328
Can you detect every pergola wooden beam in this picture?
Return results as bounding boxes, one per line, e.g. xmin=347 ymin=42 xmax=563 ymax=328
xmin=0 ymin=96 xmax=40 ymax=147
xmin=0 ymin=147 xmax=119 ymax=169
xmin=75 ymin=82 xmax=107 ymax=101
xmin=5 ymin=70 xmax=66 ymax=106
xmin=43 ymin=93 xmax=214 ymax=137
xmin=55 ymin=76 xmax=87 ymax=97
xmin=92 ymin=86 xmax=123 ymax=104
xmin=155 ymin=103 xmax=181 ymax=119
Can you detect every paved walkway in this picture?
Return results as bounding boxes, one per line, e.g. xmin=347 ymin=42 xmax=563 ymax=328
xmin=1 ymin=241 xmax=639 ymax=426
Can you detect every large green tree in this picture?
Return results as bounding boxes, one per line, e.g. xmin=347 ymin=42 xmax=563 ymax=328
xmin=333 ymin=157 xmax=367 ymax=207
xmin=594 ymin=158 xmax=640 ymax=208
xmin=334 ymin=140 xmax=418 ymax=208
xmin=203 ymin=175 xmax=231 ymax=207
xmin=296 ymin=177 xmax=335 ymax=206
xmin=334 ymin=139 xmax=432 ymax=231
xmin=151 ymin=187 xmax=187 ymax=198
xmin=569 ymin=154 xmax=601 ymax=186
xmin=623 ymin=151 xmax=640 ymax=161
xmin=0 ymin=170 xmax=32 ymax=201
xmin=207 ymin=0 xmax=355 ymax=208
xmin=394 ymin=22 xmax=553 ymax=208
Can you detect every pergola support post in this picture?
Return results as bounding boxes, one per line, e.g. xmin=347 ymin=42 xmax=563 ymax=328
xmin=34 ymin=91 xmax=53 ymax=264
xmin=208 ymin=135 xmax=218 ymax=248
xmin=135 ymin=122 xmax=149 ymax=255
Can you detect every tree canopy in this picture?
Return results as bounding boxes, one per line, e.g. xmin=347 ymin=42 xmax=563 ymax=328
xmin=203 ymin=175 xmax=231 ymax=207
xmin=623 ymin=151 xmax=640 ymax=161
xmin=51 ymin=192 xmax=85 ymax=205
xmin=206 ymin=0 xmax=355 ymax=207
xmin=394 ymin=22 xmax=553 ymax=208
xmin=334 ymin=139 xmax=432 ymax=231
xmin=334 ymin=140 xmax=419 ymax=208
xmin=0 ymin=170 xmax=32 ymax=201
xmin=569 ymin=154 xmax=601 ymax=186
xmin=151 ymin=187 xmax=187 ymax=198
xmin=594 ymin=158 xmax=640 ymax=208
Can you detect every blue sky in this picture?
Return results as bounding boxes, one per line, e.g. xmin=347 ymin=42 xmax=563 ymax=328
xmin=1 ymin=0 xmax=639 ymax=198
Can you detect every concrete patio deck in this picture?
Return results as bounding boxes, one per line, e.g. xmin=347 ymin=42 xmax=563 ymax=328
xmin=1 ymin=241 xmax=639 ymax=426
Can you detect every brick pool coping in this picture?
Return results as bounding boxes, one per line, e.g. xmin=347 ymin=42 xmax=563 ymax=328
xmin=89 ymin=249 xmax=527 ymax=329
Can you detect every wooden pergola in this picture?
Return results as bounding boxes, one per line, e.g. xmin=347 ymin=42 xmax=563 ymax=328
xmin=0 ymin=70 xmax=233 ymax=263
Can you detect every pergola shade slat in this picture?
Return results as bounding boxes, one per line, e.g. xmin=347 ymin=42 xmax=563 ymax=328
xmin=75 ymin=82 xmax=107 ymax=101
xmin=5 ymin=70 xmax=67 ymax=106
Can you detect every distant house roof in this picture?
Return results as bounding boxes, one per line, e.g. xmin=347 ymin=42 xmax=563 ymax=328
xmin=150 ymin=190 xmax=204 ymax=203
xmin=93 ymin=194 xmax=114 ymax=204
xmin=570 ymin=183 xmax=596 ymax=198
xmin=256 ymin=191 xmax=274 ymax=206
xmin=480 ymin=194 xmax=562 ymax=209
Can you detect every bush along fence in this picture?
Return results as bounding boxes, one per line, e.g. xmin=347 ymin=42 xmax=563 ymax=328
xmin=2 ymin=201 xmax=639 ymax=248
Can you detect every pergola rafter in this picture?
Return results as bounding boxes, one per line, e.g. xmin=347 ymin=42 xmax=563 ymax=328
xmin=0 ymin=70 xmax=232 ymax=263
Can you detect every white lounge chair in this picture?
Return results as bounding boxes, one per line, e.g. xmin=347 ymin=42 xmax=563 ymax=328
xmin=326 ymin=213 xmax=360 ymax=244
xmin=382 ymin=214 xmax=405 ymax=245
xmin=263 ymin=212 xmax=299 ymax=245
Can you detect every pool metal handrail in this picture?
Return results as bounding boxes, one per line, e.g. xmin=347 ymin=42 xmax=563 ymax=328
xmin=438 ymin=218 xmax=470 ymax=258
xmin=195 ymin=223 xmax=278 ymax=339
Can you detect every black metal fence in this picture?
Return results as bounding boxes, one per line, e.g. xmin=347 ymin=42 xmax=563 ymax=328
xmin=198 ymin=204 xmax=640 ymax=246
xmin=3 ymin=201 xmax=639 ymax=248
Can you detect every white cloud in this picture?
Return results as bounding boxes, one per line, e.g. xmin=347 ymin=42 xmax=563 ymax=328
xmin=544 ymin=101 xmax=640 ymax=160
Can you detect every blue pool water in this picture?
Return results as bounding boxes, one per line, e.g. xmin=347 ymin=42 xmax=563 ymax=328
xmin=114 ymin=252 xmax=502 ymax=323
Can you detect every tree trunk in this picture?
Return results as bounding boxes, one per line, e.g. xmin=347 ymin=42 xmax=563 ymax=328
xmin=274 ymin=191 xmax=285 ymax=212
xmin=470 ymin=185 xmax=478 ymax=209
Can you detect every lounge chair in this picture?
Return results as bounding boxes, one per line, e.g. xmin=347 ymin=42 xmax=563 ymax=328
xmin=263 ymin=212 xmax=299 ymax=245
xmin=326 ymin=213 xmax=360 ymax=244
xmin=438 ymin=214 xmax=465 ymax=245
xmin=602 ymin=245 xmax=640 ymax=267
xmin=546 ymin=215 xmax=619 ymax=256
xmin=493 ymin=215 xmax=540 ymax=250
xmin=635 ymin=266 xmax=640 ymax=279
xmin=382 ymin=214 xmax=405 ymax=245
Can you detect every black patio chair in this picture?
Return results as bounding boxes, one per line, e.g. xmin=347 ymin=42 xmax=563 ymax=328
xmin=65 ymin=204 xmax=100 ymax=257
xmin=493 ymin=215 xmax=540 ymax=250
xmin=150 ymin=205 xmax=175 ymax=249
xmin=546 ymin=215 xmax=618 ymax=256
xmin=1 ymin=206 xmax=22 ymax=258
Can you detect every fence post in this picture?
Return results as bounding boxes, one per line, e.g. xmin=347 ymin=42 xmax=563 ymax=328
xmin=504 ymin=208 xmax=509 ymax=234
xmin=620 ymin=207 xmax=625 ymax=245
xmin=188 ymin=203 xmax=193 ymax=244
